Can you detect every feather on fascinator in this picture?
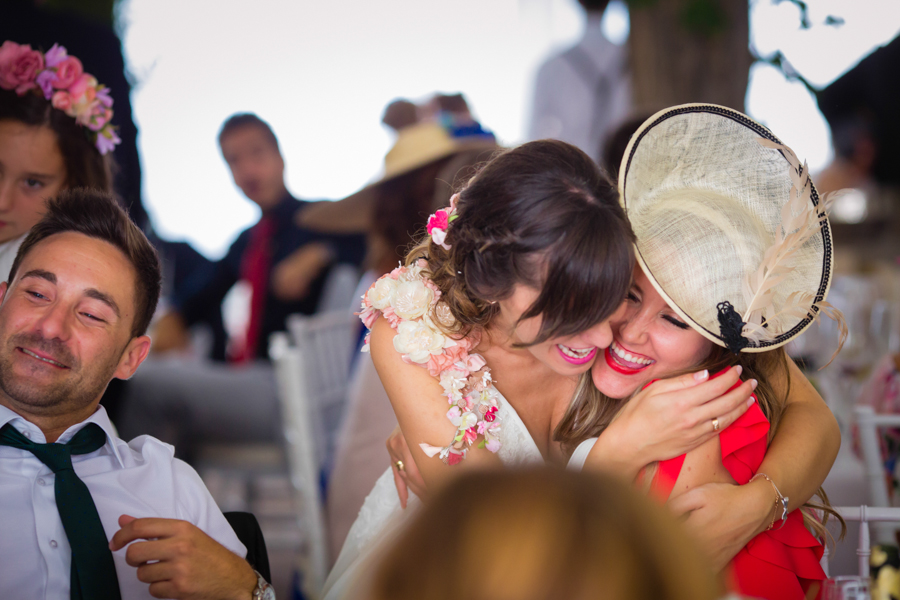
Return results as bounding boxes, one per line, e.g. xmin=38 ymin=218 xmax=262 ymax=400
xmin=619 ymin=104 xmax=846 ymax=364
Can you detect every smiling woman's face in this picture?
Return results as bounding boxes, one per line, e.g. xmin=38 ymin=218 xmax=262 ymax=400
xmin=591 ymin=267 xmax=713 ymax=399
xmin=495 ymin=283 xmax=622 ymax=377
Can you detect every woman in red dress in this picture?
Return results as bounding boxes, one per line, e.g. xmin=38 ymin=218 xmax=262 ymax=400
xmin=567 ymin=105 xmax=846 ymax=599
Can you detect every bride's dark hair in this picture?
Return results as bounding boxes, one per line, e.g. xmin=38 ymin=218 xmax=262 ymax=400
xmin=405 ymin=139 xmax=634 ymax=344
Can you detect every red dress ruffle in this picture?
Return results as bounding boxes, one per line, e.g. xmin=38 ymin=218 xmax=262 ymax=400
xmin=651 ymin=378 xmax=826 ymax=599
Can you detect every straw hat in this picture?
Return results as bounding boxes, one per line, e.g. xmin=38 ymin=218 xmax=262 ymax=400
xmin=619 ymin=104 xmax=844 ymax=354
xmin=298 ymin=119 xmax=498 ymax=233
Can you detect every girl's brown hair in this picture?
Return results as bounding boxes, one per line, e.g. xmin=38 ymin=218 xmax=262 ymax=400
xmin=0 ymin=89 xmax=113 ymax=193
xmin=368 ymin=467 xmax=723 ymax=600
xmin=555 ymin=344 xmax=845 ymax=543
xmin=406 ymin=139 xmax=635 ymax=344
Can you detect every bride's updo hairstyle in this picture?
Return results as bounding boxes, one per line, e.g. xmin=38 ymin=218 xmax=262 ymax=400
xmin=407 ymin=139 xmax=634 ymax=343
xmin=0 ymin=88 xmax=113 ymax=193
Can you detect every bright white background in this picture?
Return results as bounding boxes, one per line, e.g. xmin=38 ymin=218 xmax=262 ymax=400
xmin=119 ymin=0 xmax=900 ymax=259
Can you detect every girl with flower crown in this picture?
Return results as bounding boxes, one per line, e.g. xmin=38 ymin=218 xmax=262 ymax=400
xmin=0 ymin=40 xmax=118 ymax=279
xmin=324 ymin=137 xmax=840 ymax=598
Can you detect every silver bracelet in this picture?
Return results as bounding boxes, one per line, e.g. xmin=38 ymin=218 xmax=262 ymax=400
xmin=749 ymin=472 xmax=789 ymax=530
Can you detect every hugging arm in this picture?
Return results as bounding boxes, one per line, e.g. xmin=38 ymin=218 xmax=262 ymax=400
xmin=369 ymin=317 xmax=501 ymax=491
xmin=667 ymin=359 xmax=840 ymax=568
xmin=583 ymin=366 xmax=756 ymax=479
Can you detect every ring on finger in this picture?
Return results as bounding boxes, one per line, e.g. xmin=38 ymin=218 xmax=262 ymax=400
xmin=395 ymin=460 xmax=405 ymax=472
xmin=712 ymin=417 xmax=720 ymax=432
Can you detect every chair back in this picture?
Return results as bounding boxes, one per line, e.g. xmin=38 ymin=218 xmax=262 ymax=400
xmin=854 ymin=405 xmax=900 ymax=507
xmin=223 ymin=511 xmax=271 ymax=583
xmin=822 ymin=506 xmax=900 ymax=578
xmin=270 ymin=310 xmax=360 ymax=598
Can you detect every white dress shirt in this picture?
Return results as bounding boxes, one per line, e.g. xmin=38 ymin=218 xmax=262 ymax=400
xmin=0 ymin=404 xmax=246 ymax=599
xmin=527 ymin=12 xmax=632 ymax=164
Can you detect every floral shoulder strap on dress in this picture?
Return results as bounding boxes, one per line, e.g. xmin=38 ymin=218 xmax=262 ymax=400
xmin=358 ymin=260 xmax=502 ymax=465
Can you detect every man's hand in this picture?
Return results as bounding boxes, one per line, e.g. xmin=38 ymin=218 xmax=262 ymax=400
xmin=271 ymin=242 xmax=334 ymax=302
xmin=386 ymin=425 xmax=428 ymax=509
xmin=109 ymin=515 xmax=258 ymax=600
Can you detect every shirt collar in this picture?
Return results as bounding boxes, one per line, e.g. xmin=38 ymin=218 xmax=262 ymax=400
xmin=0 ymin=404 xmax=125 ymax=467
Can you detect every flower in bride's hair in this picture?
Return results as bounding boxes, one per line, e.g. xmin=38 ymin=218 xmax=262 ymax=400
xmin=427 ymin=210 xmax=449 ymax=235
xmin=426 ymin=204 xmax=456 ymax=251
xmin=391 ymin=280 xmax=434 ymax=320
xmin=366 ymin=276 xmax=397 ymax=310
xmin=393 ymin=320 xmax=446 ymax=363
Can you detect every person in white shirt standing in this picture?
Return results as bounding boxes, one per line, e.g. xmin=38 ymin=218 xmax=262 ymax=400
xmin=0 ymin=189 xmax=274 ymax=599
xmin=527 ymin=0 xmax=631 ymax=163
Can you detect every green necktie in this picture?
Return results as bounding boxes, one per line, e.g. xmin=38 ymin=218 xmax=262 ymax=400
xmin=0 ymin=422 xmax=122 ymax=600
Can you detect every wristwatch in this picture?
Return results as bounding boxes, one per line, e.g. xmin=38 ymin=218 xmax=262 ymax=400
xmin=252 ymin=570 xmax=276 ymax=600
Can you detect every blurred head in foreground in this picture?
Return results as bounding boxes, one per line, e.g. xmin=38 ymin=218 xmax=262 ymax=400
xmin=367 ymin=468 xmax=721 ymax=600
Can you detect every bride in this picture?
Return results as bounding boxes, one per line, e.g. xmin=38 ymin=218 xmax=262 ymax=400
xmin=324 ymin=136 xmax=839 ymax=597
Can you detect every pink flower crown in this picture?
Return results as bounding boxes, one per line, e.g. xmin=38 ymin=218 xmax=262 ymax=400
xmin=0 ymin=41 xmax=121 ymax=155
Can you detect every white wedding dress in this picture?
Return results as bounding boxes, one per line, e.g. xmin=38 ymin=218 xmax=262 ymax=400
xmin=322 ymin=388 xmax=544 ymax=599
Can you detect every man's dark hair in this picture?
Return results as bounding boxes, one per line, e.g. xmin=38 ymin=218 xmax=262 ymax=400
xmin=577 ymin=0 xmax=611 ymax=12
xmin=8 ymin=188 xmax=161 ymax=338
xmin=218 ymin=112 xmax=280 ymax=152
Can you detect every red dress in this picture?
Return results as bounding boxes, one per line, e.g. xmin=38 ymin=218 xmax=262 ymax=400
xmin=650 ymin=382 xmax=826 ymax=599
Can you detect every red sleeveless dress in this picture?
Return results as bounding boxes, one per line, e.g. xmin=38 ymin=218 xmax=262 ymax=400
xmin=649 ymin=377 xmax=826 ymax=599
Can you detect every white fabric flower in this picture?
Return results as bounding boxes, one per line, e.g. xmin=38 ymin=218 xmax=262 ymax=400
xmin=366 ymin=277 xmax=397 ymax=310
xmin=390 ymin=280 xmax=434 ymax=320
xmin=393 ymin=319 xmax=445 ymax=363
xmin=440 ymin=368 xmax=467 ymax=402
xmin=433 ymin=302 xmax=456 ymax=328
xmin=400 ymin=263 xmax=424 ymax=282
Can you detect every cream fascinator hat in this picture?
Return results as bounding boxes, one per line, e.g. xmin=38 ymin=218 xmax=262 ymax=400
xmin=619 ymin=104 xmax=846 ymax=358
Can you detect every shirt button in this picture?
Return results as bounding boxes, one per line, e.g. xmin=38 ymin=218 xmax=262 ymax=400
xmin=37 ymin=478 xmax=46 ymax=486
xmin=50 ymin=540 xmax=58 ymax=548
xmin=22 ymin=431 xmax=30 ymax=439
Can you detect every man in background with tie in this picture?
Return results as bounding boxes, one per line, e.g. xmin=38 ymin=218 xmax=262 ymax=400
xmin=0 ymin=189 xmax=273 ymax=599
xmin=116 ymin=113 xmax=365 ymax=461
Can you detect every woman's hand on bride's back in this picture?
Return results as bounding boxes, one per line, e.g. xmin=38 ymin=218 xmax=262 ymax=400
xmin=585 ymin=367 xmax=756 ymax=478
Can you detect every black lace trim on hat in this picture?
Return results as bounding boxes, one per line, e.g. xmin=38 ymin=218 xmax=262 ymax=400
xmin=717 ymin=301 xmax=748 ymax=354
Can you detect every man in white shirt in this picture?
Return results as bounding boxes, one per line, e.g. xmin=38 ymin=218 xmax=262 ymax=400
xmin=0 ymin=189 xmax=272 ymax=599
xmin=527 ymin=0 xmax=631 ymax=163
